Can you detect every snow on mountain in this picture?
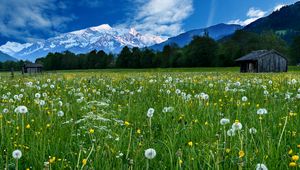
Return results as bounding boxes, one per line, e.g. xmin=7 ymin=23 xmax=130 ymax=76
xmin=0 ymin=24 xmax=165 ymax=61
xmin=0 ymin=41 xmax=33 ymax=56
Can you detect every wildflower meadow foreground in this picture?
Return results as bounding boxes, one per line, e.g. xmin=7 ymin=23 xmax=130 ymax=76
xmin=1 ymin=70 xmax=300 ymax=169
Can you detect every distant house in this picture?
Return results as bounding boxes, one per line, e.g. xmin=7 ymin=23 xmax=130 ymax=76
xmin=22 ymin=63 xmax=43 ymax=74
xmin=235 ymin=50 xmax=288 ymax=73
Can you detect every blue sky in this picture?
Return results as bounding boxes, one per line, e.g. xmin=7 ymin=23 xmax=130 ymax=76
xmin=0 ymin=0 xmax=298 ymax=45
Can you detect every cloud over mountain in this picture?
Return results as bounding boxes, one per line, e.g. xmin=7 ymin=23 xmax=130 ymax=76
xmin=125 ymin=0 xmax=194 ymax=37
xmin=228 ymin=7 xmax=267 ymax=26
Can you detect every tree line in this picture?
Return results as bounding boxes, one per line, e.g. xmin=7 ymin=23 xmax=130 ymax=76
xmin=2 ymin=30 xmax=300 ymax=71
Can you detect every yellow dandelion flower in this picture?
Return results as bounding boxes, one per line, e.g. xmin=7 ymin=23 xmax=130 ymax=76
xmin=137 ymin=129 xmax=141 ymax=134
xmin=82 ymin=159 xmax=87 ymax=165
xmin=26 ymin=124 xmax=30 ymax=129
xmin=179 ymin=159 xmax=183 ymax=165
xmin=239 ymin=150 xmax=245 ymax=158
xmin=49 ymin=157 xmax=56 ymax=164
xmin=89 ymin=128 xmax=95 ymax=134
xmin=289 ymin=149 xmax=293 ymax=155
xmin=289 ymin=162 xmax=297 ymax=167
xmin=188 ymin=141 xmax=193 ymax=147
xmin=225 ymin=148 xmax=231 ymax=153
xmin=292 ymin=155 xmax=299 ymax=161
xmin=124 ymin=121 xmax=130 ymax=126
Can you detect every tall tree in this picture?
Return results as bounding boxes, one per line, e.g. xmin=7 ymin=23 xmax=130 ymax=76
xmin=290 ymin=35 xmax=300 ymax=65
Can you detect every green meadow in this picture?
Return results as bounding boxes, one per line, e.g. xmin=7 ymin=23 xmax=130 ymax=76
xmin=0 ymin=68 xmax=300 ymax=169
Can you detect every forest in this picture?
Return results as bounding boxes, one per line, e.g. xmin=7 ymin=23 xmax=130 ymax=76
xmin=1 ymin=30 xmax=300 ymax=71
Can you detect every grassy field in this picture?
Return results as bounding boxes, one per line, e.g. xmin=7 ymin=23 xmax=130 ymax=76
xmin=1 ymin=68 xmax=300 ymax=169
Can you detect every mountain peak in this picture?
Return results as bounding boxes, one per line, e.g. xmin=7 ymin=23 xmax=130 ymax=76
xmin=90 ymin=24 xmax=112 ymax=31
xmin=0 ymin=41 xmax=32 ymax=55
xmin=129 ymin=28 xmax=139 ymax=36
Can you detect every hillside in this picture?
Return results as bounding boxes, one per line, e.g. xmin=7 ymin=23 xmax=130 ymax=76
xmin=0 ymin=51 xmax=18 ymax=62
xmin=244 ymin=1 xmax=300 ymax=42
xmin=150 ymin=24 xmax=242 ymax=51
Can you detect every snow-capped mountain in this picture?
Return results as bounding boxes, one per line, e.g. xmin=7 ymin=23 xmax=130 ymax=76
xmin=0 ymin=24 xmax=165 ymax=61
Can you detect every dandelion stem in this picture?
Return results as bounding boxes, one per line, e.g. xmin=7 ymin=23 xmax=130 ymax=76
xmin=146 ymin=160 xmax=149 ymax=170
xmin=126 ymin=128 xmax=133 ymax=159
xmin=149 ymin=118 xmax=152 ymax=141
xmin=76 ymin=148 xmax=82 ymax=169
xmin=277 ymin=116 xmax=288 ymax=149
xmin=15 ymin=159 xmax=18 ymax=170
xmin=80 ymin=144 xmax=94 ymax=170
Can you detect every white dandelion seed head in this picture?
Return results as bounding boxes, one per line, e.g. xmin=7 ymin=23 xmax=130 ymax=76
xmin=220 ymin=118 xmax=230 ymax=125
xmin=39 ymin=100 xmax=46 ymax=106
xmin=3 ymin=108 xmax=9 ymax=113
xmin=249 ymin=127 xmax=257 ymax=134
xmin=18 ymin=94 xmax=23 ymax=98
xmin=227 ymin=129 xmax=236 ymax=136
xmin=147 ymin=108 xmax=155 ymax=118
xmin=12 ymin=149 xmax=22 ymax=159
xmin=35 ymin=93 xmax=41 ymax=98
xmin=257 ymin=108 xmax=267 ymax=115
xmin=256 ymin=163 xmax=268 ymax=170
xmin=144 ymin=148 xmax=156 ymax=159
xmin=13 ymin=95 xmax=19 ymax=100
xmin=242 ymin=96 xmax=248 ymax=102
xmin=232 ymin=122 xmax=242 ymax=131
xmin=57 ymin=111 xmax=64 ymax=117
xmin=15 ymin=106 xmax=28 ymax=114
xmin=175 ymin=89 xmax=181 ymax=94
xmin=42 ymin=93 xmax=47 ymax=97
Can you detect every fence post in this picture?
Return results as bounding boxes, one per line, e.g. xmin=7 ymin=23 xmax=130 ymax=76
xmin=11 ymin=68 xmax=14 ymax=78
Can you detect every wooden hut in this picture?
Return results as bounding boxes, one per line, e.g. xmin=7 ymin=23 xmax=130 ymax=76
xmin=235 ymin=50 xmax=288 ymax=73
xmin=22 ymin=63 xmax=43 ymax=74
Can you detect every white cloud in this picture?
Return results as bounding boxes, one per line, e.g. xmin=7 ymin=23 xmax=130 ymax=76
xmin=122 ymin=0 xmax=193 ymax=37
xmin=228 ymin=7 xmax=267 ymax=26
xmin=0 ymin=0 xmax=74 ymax=42
xmin=247 ymin=7 xmax=266 ymax=18
xmin=273 ymin=4 xmax=286 ymax=11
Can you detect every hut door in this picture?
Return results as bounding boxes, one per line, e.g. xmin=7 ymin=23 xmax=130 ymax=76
xmin=249 ymin=63 xmax=254 ymax=72
xmin=248 ymin=62 xmax=258 ymax=73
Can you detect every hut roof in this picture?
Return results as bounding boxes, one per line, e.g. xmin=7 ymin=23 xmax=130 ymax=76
xmin=235 ymin=50 xmax=286 ymax=62
xmin=24 ymin=63 xmax=43 ymax=68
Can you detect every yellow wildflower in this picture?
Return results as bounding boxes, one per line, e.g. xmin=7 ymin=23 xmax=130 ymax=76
xmin=124 ymin=121 xmax=130 ymax=126
xmin=82 ymin=159 xmax=87 ymax=165
xmin=89 ymin=128 xmax=95 ymax=134
xmin=292 ymin=155 xmax=299 ymax=161
xmin=49 ymin=157 xmax=56 ymax=164
xmin=239 ymin=150 xmax=245 ymax=158
xmin=289 ymin=162 xmax=297 ymax=167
